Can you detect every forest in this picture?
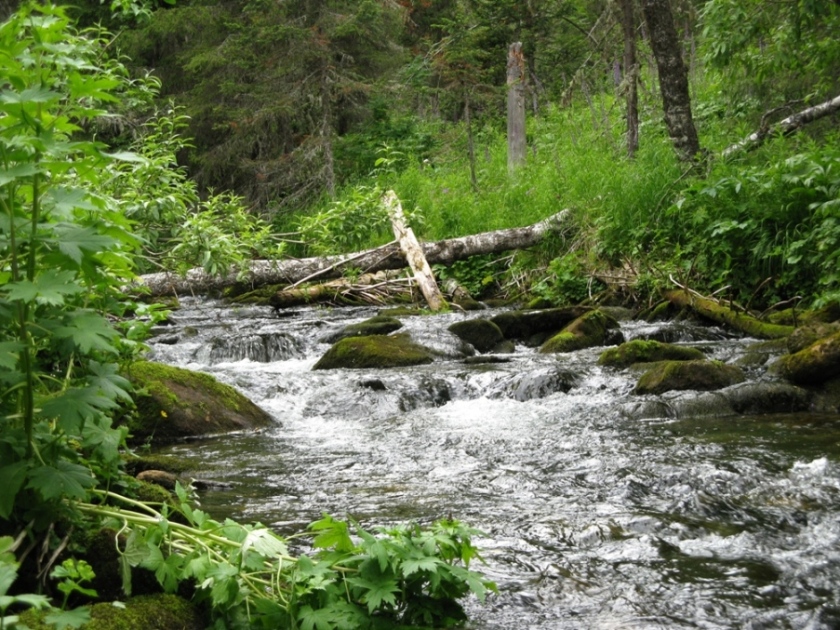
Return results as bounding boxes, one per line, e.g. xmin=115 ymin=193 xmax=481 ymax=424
xmin=0 ymin=0 xmax=839 ymax=628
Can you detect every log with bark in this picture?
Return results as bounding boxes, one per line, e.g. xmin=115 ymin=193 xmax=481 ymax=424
xmin=135 ymin=209 xmax=570 ymax=297
xmin=721 ymin=93 xmax=840 ymax=158
xmin=664 ymin=289 xmax=795 ymax=339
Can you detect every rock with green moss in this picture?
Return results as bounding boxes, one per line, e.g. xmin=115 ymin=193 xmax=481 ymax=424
xmin=773 ymin=329 xmax=840 ymax=385
xmin=599 ymin=339 xmax=705 ymax=368
xmin=540 ymin=310 xmax=623 ymax=354
xmin=634 ymin=360 xmax=745 ymax=395
xmin=124 ymin=361 xmax=274 ymax=445
xmin=490 ymin=306 xmax=590 ymax=343
xmin=787 ymin=323 xmax=840 ymax=354
xmin=448 ymin=319 xmax=505 ymax=353
xmin=313 ymin=333 xmax=434 ymax=370
xmin=321 ymin=315 xmax=404 ymax=343
xmin=19 ymin=593 xmax=205 ymax=630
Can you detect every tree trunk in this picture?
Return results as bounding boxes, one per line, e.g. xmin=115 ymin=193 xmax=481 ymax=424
xmin=135 ymin=210 xmax=570 ymax=297
xmin=619 ymin=0 xmax=639 ymax=158
xmin=321 ymin=61 xmax=336 ymax=198
xmin=383 ymin=190 xmax=446 ymax=311
xmin=640 ymin=0 xmax=701 ymax=161
xmin=465 ymin=90 xmax=478 ymax=192
xmin=507 ymin=42 xmax=527 ymax=172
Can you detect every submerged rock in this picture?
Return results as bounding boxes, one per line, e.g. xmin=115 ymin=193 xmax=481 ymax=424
xmin=634 ymin=360 xmax=745 ymax=395
xmin=321 ymin=315 xmax=404 ymax=344
xmin=599 ymin=339 xmax=705 ymax=368
xmin=124 ymin=361 xmax=275 ymax=445
xmin=448 ymin=318 xmax=505 ymax=353
xmin=313 ymin=333 xmax=434 ymax=370
xmin=540 ymin=309 xmax=623 ymax=353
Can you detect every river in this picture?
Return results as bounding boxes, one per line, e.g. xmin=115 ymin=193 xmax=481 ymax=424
xmin=147 ymin=298 xmax=840 ymax=629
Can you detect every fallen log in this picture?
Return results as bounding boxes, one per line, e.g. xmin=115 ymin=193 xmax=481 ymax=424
xmin=721 ymin=93 xmax=840 ymax=158
xmin=135 ymin=209 xmax=570 ymax=297
xmin=269 ymin=270 xmax=413 ymax=308
xmin=384 ymin=190 xmax=445 ymax=311
xmin=664 ymin=289 xmax=794 ymax=339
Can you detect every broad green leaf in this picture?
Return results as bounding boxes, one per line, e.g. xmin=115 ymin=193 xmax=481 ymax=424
xmin=401 ymin=554 xmax=441 ymax=577
xmin=3 ymin=271 xmax=83 ymax=306
xmin=40 ymin=386 xmax=116 ymax=434
xmin=87 ymin=361 xmax=133 ymax=402
xmin=297 ymin=605 xmax=336 ymax=630
xmin=27 ymin=461 xmax=95 ymax=501
xmin=81 ymin=418 xmax=122 ymax=461
xmin=0 ymin=163 xmax=42 ymax=186
xmin=346 ymin=576 xmax=399 ymax=613
xmin=309 ymin=514 xmax=354 ymax=552
xmin=52 ymin=224 xmax=119 ymax=265
xmin=0 ymin=461 xmax=29 ymax=519
xmin=45 ymin=606 xmax=91 ymax=629
xmin=242 ymin=528 xmax=289 ymax=559
xmin=0 ymin=85 xmax=61 ymax=105
xmin=0 ymin=341 xmax=23 ymax=371
xmin=0 ymin=561 xmax=18 ymax=597
xmin=53 ymin=311 xmax=118 ymax=354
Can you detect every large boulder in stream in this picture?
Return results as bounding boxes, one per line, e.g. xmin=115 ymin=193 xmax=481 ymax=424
xmin=490 ymin=306 xmax=590 ymax=345
xmin=634 ymin=360 xmax=745 ymax=395
xmin=599 ymin=339 xmax=705 ymax=368
xmin=321 ymin=315 xmax=404 ymax=344
xmin=124 ymin=361 xmax=275 ymax=445
xmin=313 ymin=333 xmax=434 ymax=370
xmin=540 ymin=310 xmax=623 ymax=354
xmin=773 ymin=329 xmax=840 ymax=385
xmin=448 ymin=318 xmax=507 ymax=353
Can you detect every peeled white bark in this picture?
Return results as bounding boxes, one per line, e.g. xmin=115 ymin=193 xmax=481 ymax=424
xmin=135 ymin=209 xmax=570 ymax=297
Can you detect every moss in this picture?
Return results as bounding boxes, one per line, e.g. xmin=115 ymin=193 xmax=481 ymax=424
xmin=123 ymin=361 xmax=273 ymax=445
xmin=490 ymin=306 xmax=590 ymax=340
xmin=448 ymin=319 xmax=505 ymax=353
xmin=599 ymin=339 xmax=705 ymax=368
xmin=540 ymin=310 xmax=621 ymax=354
xmin=664 ymin=290 xmax=794 ymax=339
xmin=323 ymin=316 xmax=404 ymax=343
xmin=773 ymin=329 xmax=840 ymax=385
xmin=122 ymin=454 xmax=193 ymax=476
xmin=378 ymin=307 xmax=425 ymax=317
xmin=19 ymin=594 xmax=205 ymax=630
xmin=313 ymin=333 xmax=434 ymax=370
xmin=634 ymin=360 xmax=745 ymax=395
xmin=225 ymin=284 xmax=284 ymax=304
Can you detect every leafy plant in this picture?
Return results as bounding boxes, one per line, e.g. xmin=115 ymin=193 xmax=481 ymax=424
xmin=0 ymin=2 xmax=139 ymax=530
xmin=532 ymin=253 xmax=605 ymax=306
xmin=77 ymin=486 xmax=495 ymax=629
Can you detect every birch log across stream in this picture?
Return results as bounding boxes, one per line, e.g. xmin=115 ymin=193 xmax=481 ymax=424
xmin=134 ymin=209 xmax=570 ymax=297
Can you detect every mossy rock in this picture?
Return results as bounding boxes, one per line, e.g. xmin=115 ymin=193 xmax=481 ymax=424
xmin=773 ymin=329 xmax=840 ymax=386
xmin=599 ymin=339 xmax=705 ymax=368
xmin=490 ymin=306 xmax=590 ymax=340
xmin=122 ymin=454 xmax=193 ymax=476
xmin=452 ymin=296 xmax=486 ymax=311
xmin=19 ymin=594 xmax=204 ymax=630
xmin=313 ymin=333 xmax=434 ymax=370
xmin=123 ymin=361 xmax=274 ymax=445
xmin=448 ymin=318 xmax=505 ymax=353
xmin=787 ymin=322 xmax=840 ymax=354
xmin=321 ymin=316 xmax=404 ymax=343
xmin=540 ymin=310 xmax=623 ymax=354
xmin=378 ymin=307 xmax=424 ymax=317
xmin=225 ymin=283 xmax=284 ymax=305
xmin=634 ymin=360 xmax=745 ymax=395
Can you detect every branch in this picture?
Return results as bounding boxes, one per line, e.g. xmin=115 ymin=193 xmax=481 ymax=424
xmin=722 ymin=94 xmax=840 ymax=158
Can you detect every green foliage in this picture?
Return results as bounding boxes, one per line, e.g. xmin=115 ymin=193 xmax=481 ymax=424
xmin=532 ymin=253 xmax=604 ymax=306
xmin=434 ymin=255 xmax=505 ymax=299
xmin=79 ymin=487 xmax=495 ymax=629
xmin=1 ymin=536 xmax=92 ymax=630
xmin=663 ymin=140 xmax=840 ymax=307
xmin=297 ymin=185 xmax=393 ymax=255
xmin=0 ymin=2 xmax=140 ymax=529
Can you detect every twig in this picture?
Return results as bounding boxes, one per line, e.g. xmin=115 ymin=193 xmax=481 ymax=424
xmin=284 ymin=240 xmax=398 ymax=291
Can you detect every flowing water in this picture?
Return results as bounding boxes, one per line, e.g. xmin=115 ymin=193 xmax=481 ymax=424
xmin=147 ymin=299 xmax=840 ymax=629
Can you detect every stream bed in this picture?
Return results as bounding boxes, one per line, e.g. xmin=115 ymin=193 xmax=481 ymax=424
xmin=147 ymin=299 xmax=840 ymax=629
